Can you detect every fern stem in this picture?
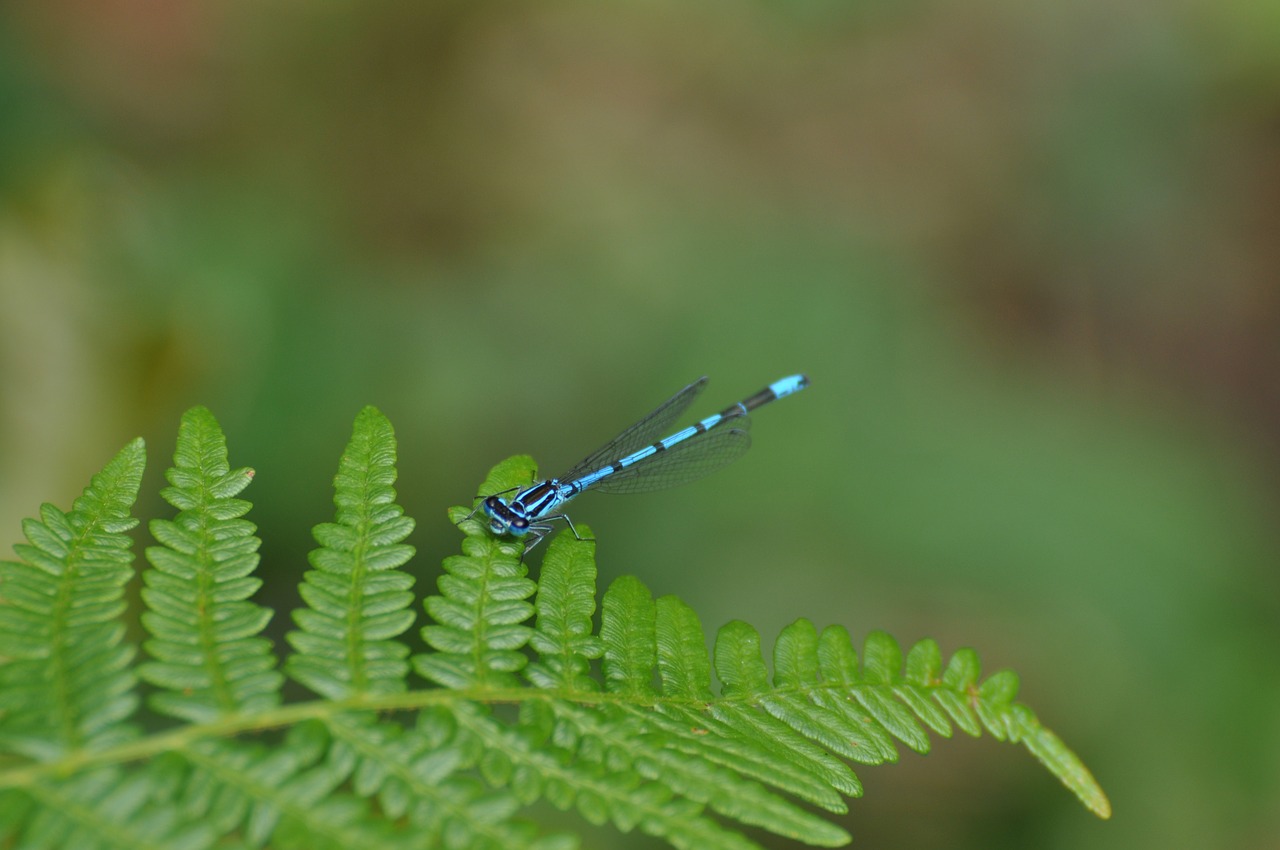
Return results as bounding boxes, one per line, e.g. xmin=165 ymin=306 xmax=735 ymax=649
xmin=0 ymin=677 xmax=947 ymax=790
xmin=0 ymin=687 xmax=636 ymax=789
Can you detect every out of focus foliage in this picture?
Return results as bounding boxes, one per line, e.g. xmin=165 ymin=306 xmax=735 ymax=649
xmin=1 ymin=1 xmax=1278 ymax=848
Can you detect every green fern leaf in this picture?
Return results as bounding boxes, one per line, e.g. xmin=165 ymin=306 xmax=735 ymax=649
xmin=707 ymin=640 xmax=867 ymax=799
xmin=847 ymin=629 xmax=931 ymax=753
xmin=286 ymin=406 xmax=417 ymax=700
xmin=417 ymin=456 xmax=538 ymax=688
xmin=509 ymin=505 xmax=1107 ymax=837
xmin=0 ymin=438 xmax=145 ymax=759
xmin=933 ymin=647 xmax=984 ymax=734
xmin=654 ymin=595 xmax=714 ymax=701
xmin=727 ymin=619 xmax=885 ymax=770
xmin=0 ymin=430 xmax=1112 ymax=850
xmin=526 ymin=529 xmax=603 ymax=691
xmin=600 ymin=575 xmax=658 ymax=697
xmin=601 ymin=579 xmax=849 ymax=813
xmin=658 ymin=597 xmax=865 ymax=803
xmin=139 ymin=407 xmax=282 ymax=721
xmin=1007 ymin=705 xmax=1112 ymax=818
xmin=893 ymin=639 xmax=955 ymax=736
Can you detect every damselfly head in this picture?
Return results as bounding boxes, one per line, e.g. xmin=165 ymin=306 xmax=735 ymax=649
xmin=483 ymin=496 xmax=507 ymax=533
xmin=483 ymin=495 xmax=532 ymax=537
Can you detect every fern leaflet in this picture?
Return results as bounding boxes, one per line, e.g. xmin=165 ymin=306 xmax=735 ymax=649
xmin=287 ymin=406 xmax=417 ymax=700
xmin=140 ymin=406 xmax=282 ymax=721
xmin=417 ymin=456 xmax=538 ymax=689
xmin=0 ymin=438 xmax=145 ymax=759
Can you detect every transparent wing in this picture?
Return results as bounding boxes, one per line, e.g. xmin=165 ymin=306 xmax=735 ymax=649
xmin=558 ymin=377 xmax=709 ymax=481
xmin=586 ymin=421 xmax=752 ymax=495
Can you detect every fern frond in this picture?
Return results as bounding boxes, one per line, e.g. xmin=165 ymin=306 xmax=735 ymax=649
xmin=415 ymin=456 xmax=538 ymax=688
xmin=526 ymin=530 xmax=603 ymax=691
xmin=432 ymin=458 xmax=1108 ymax=846
xmin=286 ymin=406 xmax=417 ymax=700
xmin=599 ymin=574 xmax=657 ymax=696
xmin=139 ymin=407 xmax=282 ymax=722
xmin=0 ymin=438 xmax=145 ymax=759
xmin=0 ymin=429 xmax=1111 ymax=850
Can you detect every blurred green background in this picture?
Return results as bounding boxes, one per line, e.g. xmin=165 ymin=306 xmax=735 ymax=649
xmin=2 ymin=1 xmax=1279 ymax=847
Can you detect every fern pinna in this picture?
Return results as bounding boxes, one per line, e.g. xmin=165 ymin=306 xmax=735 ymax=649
xmin=0 ymin=406 xmax=1110 ymax=850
